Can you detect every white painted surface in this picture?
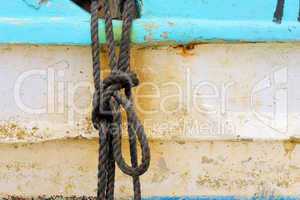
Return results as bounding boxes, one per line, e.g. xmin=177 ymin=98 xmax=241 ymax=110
xmin=0 ymin=44 xmax=300 ymax=143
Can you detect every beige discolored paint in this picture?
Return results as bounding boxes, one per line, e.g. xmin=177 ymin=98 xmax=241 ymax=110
xmin=0 ymin=140 xmax=298 ymax=197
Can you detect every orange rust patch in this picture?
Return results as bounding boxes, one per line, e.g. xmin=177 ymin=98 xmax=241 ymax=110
xmin=83 ymin=116 xmax=93 ymax=134
xmin=173 ymin=43 xmax=197 ymax=57
xmin=283 ymin=138 xmax=300 ymax=158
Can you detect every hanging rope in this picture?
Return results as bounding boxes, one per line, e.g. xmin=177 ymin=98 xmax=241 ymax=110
xmin=90 ymin=0 xmax=151 ymax=199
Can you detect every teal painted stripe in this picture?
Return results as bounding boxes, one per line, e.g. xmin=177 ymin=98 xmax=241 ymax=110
xmin=1 ymin=0 xmax=300 ymax=45
xmin=1 ymin=18 xmax=300 ymax=45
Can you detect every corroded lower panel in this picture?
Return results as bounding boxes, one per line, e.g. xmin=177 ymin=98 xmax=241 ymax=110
xmin=0 ymin=140 xmax=298 ymax=197
xmin=0 ymin=44 xmax=300 ymax=142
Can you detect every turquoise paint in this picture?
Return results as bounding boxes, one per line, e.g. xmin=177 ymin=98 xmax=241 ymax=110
xmin=141 ymin=0 xmax=299 ymax=21
xmin=1 ymin=0 xmax=300 ymax=45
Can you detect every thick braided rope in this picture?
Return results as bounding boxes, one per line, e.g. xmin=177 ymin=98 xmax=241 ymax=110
xmin=118 ymin=1 xmax=141 ymax=198
xmin=90 ymin=0 xmax=151 ymax=199
xmin=91 ymin=1 xmax=109 ymax=199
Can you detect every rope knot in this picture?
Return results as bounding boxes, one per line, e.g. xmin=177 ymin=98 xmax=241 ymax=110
xmin=92 ymin=71 xmax=139 ymax=129
xmin=103 ymin=71 xmax=139 ymax=91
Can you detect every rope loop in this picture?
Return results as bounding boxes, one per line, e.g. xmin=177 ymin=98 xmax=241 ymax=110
xmin=92 ymin=70 xmax=139 ymax=128
xmin=111 ymin=94 xmax=151 ymax=176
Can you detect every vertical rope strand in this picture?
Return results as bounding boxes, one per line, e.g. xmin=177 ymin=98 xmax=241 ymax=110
xmin=91 ymin=1 xmax=151 ymax=199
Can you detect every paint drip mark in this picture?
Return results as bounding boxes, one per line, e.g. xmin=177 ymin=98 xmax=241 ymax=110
xmin=273 ymin=0 xmax=285 ymax=24
xmin=22 ymin=0 xmax=47 ymax=10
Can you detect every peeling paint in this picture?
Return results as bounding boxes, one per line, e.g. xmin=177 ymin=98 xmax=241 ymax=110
xmin=22 ymin=0 xmax=48 ymax=10
xmin=201 ymin=156 xmax=214 ymax=164
xmin=283 ymin=138 xmax=300 ymax=158
xmin=0 ymin=122 xmax=38 ymax=140
xmin=173 ymin=44 xmax=196 ymax=57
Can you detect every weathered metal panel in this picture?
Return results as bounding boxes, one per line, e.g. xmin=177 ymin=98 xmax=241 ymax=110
xmin=1 ymin=0 xmax=300 ymax=45
xmin=1 ymin=1 xmax=299 ymax=199
xmin=0 ymin=43 xmax=300 ymax=143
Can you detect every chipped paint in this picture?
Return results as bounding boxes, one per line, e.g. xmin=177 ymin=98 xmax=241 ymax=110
xmin=173 ymin=44 xmax=196 ymax=57
xmin=283 ymin=138 xmax=300 ymax=159
xmin=0 ymin=122 xmax=38 ymax=141
xmin=22 ymin=0 xmax=48 ymax=10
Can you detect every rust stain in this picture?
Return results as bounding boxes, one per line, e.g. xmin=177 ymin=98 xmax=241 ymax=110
xmin=5 ymin=162 xmax=40 ymax=171
xmin=176 ymin=140 xmax=186 ymax=145
xmin=151 ymin=157 xmax=170 ymax=183
xmin=277 ymin=179 xmax=290 ymax=188
xmin=173 ymin=43 xmax=196 ymax=57
xmin=131 ymin=47 xmax=185 ymax=121
xmin=201 ymin=156 xmax=214 ymax=164
xmin=1 ymin=46 xmax=12 ymax=52
xmin=180 ymin=171 xmax=190 ymax=179
xmin=84 ymin=116 xmax=93 ymax=134
xmin=196 ymin=174 xmax=226 ymax=189
xmin=283 ymin=138 xmax=300 ymax=158
xmin=0 ymin=122 xmax=38 ymax=140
